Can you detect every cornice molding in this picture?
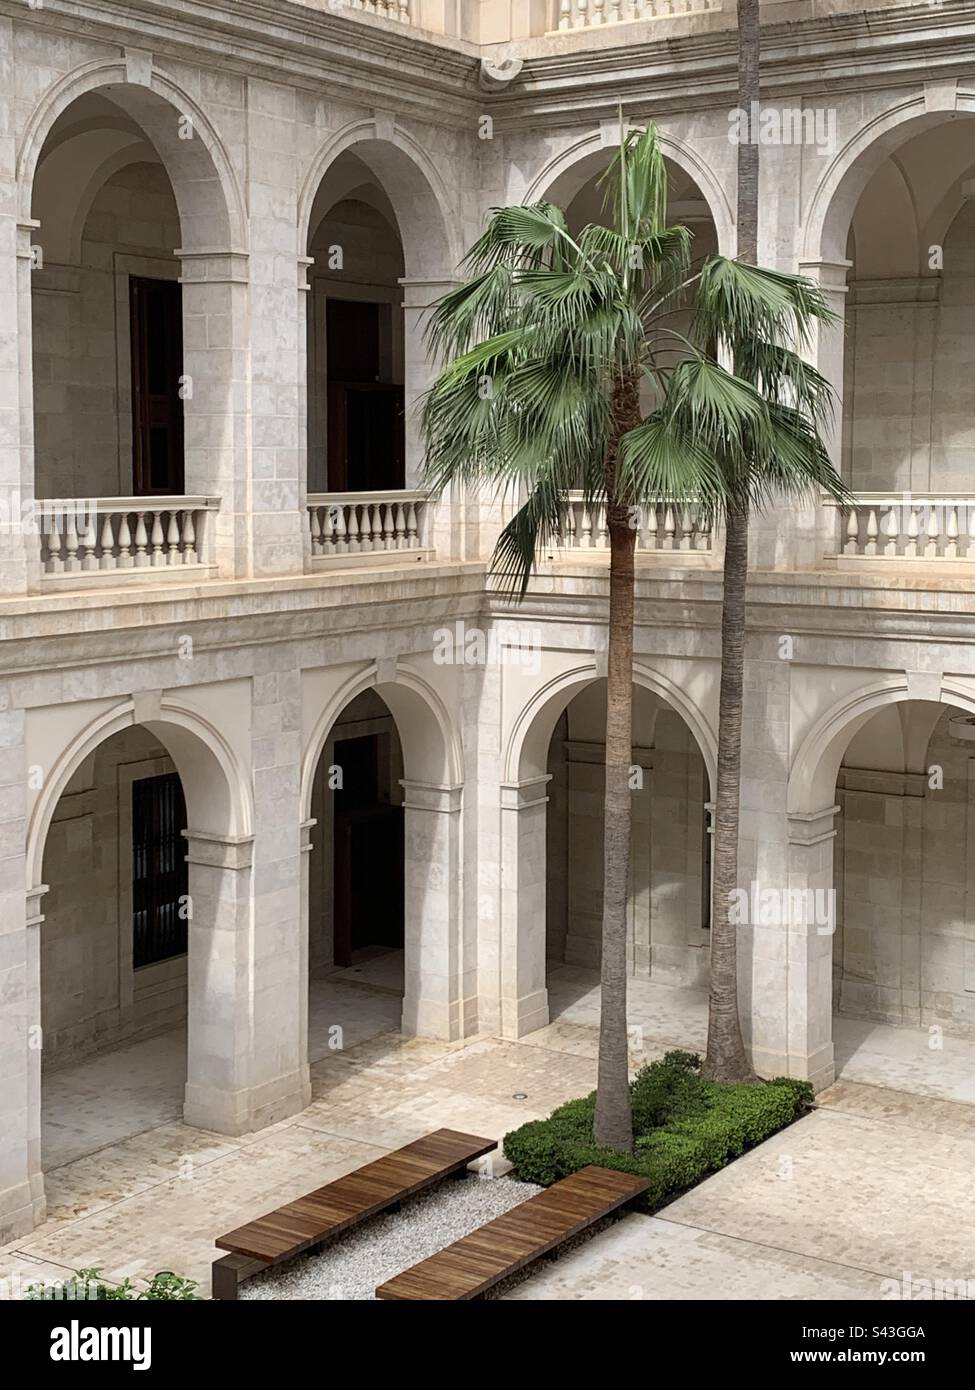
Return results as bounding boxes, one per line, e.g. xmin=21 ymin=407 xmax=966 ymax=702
xmin=8 ymin=0 xmax=975 ymax=134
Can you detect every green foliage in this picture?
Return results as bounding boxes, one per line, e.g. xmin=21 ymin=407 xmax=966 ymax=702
xmin=503 ymin=1050 xmax=810 ymax=1211
xmin=25 ymin=1266 xmax=200 ymax=1301
xmin=420 ymin=116 xmax=850 ymax=597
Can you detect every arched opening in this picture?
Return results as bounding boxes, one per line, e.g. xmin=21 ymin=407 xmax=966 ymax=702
xmin=301 ymin=663 xmax=465 ymax=1052
xmin=305 ymin=154 xmax=407 ymax=494
xmin=301 ymin=132 xmax=456 ymax=498
xmin=25 ymin=74 xmax=243 ymax=577
xmin=502 ymin=664 xmax=716 ymax=1052
xmin=832 ymin=699 xmax=975 ymax=1092
xmin=39 ymin=725 xmax=191 ymax=1169
xmin=306 ymin=690 xmax=406 ymax=1057
xmin=838 ymin=116 xmax=975 ymax=495
xmin=31 ymin=93 xmax=185 ymax=501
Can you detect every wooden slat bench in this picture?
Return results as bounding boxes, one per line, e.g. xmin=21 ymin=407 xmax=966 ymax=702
xmin=211 ymin=1128 xmax=497 ymax=1299
xmin=375 ymin=1164 xmax=648 ymax=1300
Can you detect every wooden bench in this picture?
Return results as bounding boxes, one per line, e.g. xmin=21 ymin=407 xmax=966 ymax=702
xmin=375 ymin=1164 xmax=649 ymax=1300
xmin=211 ymin=1128 xmax=497 ymax=1299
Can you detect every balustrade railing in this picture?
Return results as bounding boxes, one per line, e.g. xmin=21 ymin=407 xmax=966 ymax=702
xmin=38 ymin=497 xmax=220 ymax=581
xmin=824 ymin=494 xmax=975 ymax=561
xmin=554 ymin=0 xmax=718 ymax=29
xmin=553 ymin=492 xmax=715 ymax=555
xmin=307 ymin=490 xmax=432 ymax=563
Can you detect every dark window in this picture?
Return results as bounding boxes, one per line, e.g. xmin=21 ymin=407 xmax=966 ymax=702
xmin=325 ymin=298 xmax=404 ymax=490
xmin=132 ymin=773 xmax=189 ymax=967
xmin=130 ymin=277 xmax=184 ymax=495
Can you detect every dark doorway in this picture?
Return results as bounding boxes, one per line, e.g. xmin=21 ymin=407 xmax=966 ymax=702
xmin=132 ymin=772 xmax=189 ymax=968
xmin=332 ymin=732 xmax=405 ymax=968
xmin=130 ymin=276 xmax=184 ymax=495
xmin=326 ymin=298 xmax=404 ymax=491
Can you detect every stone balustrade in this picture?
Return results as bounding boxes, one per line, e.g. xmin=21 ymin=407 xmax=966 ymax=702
xmin=307 ymin=490 xmax=432 ymax=564
xmin=342 ymin=0 xmax=411 ymax=21
xmin=554 ymin=0 xmax=718 ymax=29
xmin=825 ymin=494 xmax=975 ymax=561
xmin=552 ymin=492 xmax=715 ymax=556
xmin=38 ymin=497 xmax=221 ymax=584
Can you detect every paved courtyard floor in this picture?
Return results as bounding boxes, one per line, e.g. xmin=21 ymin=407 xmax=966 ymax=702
xmin=4 ymin=960 xmax=974 ymax=1300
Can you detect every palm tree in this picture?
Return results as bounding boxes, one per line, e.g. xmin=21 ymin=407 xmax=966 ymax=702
xmin=420 ymin=123 xmax=845 ymax=1146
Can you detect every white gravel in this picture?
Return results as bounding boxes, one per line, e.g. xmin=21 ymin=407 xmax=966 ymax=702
xmin=239 ymin=1174 xmax=544 ymax=1301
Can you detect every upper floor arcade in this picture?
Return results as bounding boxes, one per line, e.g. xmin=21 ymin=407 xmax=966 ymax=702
xmin=3 ymin=0 xmax=975 ymax=606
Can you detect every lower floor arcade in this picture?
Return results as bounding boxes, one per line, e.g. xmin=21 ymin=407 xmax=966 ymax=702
xmin=8 ymin=623 xmax=975 ymax=1243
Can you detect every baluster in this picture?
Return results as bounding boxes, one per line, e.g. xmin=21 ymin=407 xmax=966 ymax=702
xmin=843 ymin=507 xmax=859 ymax=555
xmin=609 ymin=0 xmax=622 ymax=18
xmin=924 ymin=503 xmax=940 ymax=558
xmin=559 ymin=0 xmax=572 ymax=26
xmin=166 ymin=511 xmax=180 ymax=565
xmin=577 ymin=0 xmax=588 ymax=25
xmin=565 ymin=501 xmax=577 ymax=548
xmin=99 ymin=513 xmax=117 ymax=570
xmin=370 ymin=504 xmax=383 ymax=552
xmin=406 ymin=501 xmax=419 ymax=547
xmin=946 ymin=504 xmax=959 ymax=560
xmin=150 ymin=511 xmax=165 ymax=566
xmin=882 ymin=505 xmax=899 ymax=557
xmin=646 ymin=504 xmax=658 ymax=550
xmin=394 ymin=502 xmax=407 ymax=548
xmin=310 ymin=506 xmax=322 ymax=556
xmin=347 ymin=504 xmax=361 ymax=552
xmin=134 ymin=512 xmax=149 ymax=567
xmin=46 ymin=516 xmax=63 ymax=574
xmin=382 ymin=504 xmax=394 ymax=550
xmin=592 ymin=0 xmax=605 ymax=20
xmin=334 ymin=505 xmax=348 ymax=553
xmin=64 ymin=513 xmax=80 ymax=572
xmin=116 ymin=513 xmax=132 ymax=568
xmin=680 ymin=505 xmax=694 ymax=551
xmin=80 ymin=514 xmax=98 ymax=571
xmin=967 ymin=505 xmax=975 ymax=559
xmin=905 ymin=504 xmax=919 ymax=558
xmin=597 ymin=505 xmax=609 ymax=548
xmin=663 ymin=505 xmax=676 ymax=549
xmin=181 ymin=511 xmax=197 ymax=565
xmin=397 ymin=0 xmax=410 ymax=20
xmin=697 ymin=509 xmax=712 ymax=552
xmin=321 ymin=506 xmax=336 ymax=555
xmin=864 ymin=507 xmax=878 ymax=557
xmin=578 ymin=505 xmax=590 ymax=547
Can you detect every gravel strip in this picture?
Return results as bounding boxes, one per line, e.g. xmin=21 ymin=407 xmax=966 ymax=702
xmin=239 ymin=1174 xmax=543 ymax=1301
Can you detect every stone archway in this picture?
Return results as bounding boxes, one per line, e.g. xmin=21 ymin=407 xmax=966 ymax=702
xmin=498 ymin=660 xmax=717 ymax=1040
xmin=301 ymin=660 xmax=466 ymax=1043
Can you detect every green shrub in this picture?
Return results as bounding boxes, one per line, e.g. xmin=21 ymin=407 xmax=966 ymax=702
xmin=504 ymin=1050 xmax=810 ymax=1212
xmin=25 ymin=1266 xmax=200 ymax=1301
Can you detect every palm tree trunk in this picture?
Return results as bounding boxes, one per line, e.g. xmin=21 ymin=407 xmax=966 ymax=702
xmin=703 ymin=497 xmax=757 ymax=1082
xmin=737 ymin=0 xmax=760 ymax=265
xmin=594 ymin=509 xmax=636 ymax=1149
xmin=701 ymin=0 xmax=763 ymax=1085
xmin=594 ymin=376 xmax=641 ymax=1151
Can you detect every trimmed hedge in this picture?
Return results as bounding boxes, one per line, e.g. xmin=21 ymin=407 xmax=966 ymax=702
xmin=503 ymin=1050 xmax=812 ymax=1211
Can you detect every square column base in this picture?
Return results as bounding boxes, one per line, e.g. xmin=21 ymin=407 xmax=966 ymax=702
xmin=184 ymin=1067 xmax=311 ymax=1137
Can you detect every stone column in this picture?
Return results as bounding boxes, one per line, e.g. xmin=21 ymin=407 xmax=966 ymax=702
xmin=182 ymin=829 xmax=310 ymax=1133
xmin=240 ymin=78 xmax=306 ymax=578
xmin=400 ymin=779 xmax=470 ymax=1040
xmin=0 ymin=13 xmax=34 ymax=594
xmin=743 ymin=804 xmax=837 ymax=1089
xmin=0 ymin=701 xmax=36 ymax=1242
xmin=498 ymin=775 xmax=550 ymax=1038
xmin=175 ymin=249 xmax=251 ymax=580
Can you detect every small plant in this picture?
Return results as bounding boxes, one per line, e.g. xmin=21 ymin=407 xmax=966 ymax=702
xmin=26 ymin=1265 xmax=200 ymax=1301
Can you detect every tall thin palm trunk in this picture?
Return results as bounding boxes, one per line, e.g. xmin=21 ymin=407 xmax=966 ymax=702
xmin=594 ymin=376 xmax=640 ymax=1150
xmin=703 ymin=497 xmax=756 ymax=1080
xmin=704 ymin=0 xmax=762 ymax=1082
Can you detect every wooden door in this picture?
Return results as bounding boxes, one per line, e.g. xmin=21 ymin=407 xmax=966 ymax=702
xmin=130 ymin=276 xmax=185 ymax=495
